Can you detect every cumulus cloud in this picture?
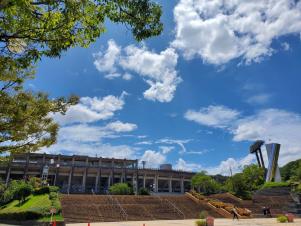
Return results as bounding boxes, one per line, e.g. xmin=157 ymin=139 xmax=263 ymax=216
xmin=185 ymin=105 xmax=301 ymax=165
xmin=206 ymin=154 xmax=256 ymax=175
xmin=173 ymin=0 xmax=301 ymax=64
xmin=175 ymin=158 xmax=203 ymax=172
xmin=93 ymin=40 xmax=181 ymax=102
xmin=140 ymin=150 xmax=166 ymax=167
xmin=52 ymin=93 xmax=126 ymax=125
xmin=93 ymin=39 xmax=121 ymax=74
xmin=41 ymin=120 xmax=138 ymax=158
xmin=184 ymin=105 xmax=240 ymax=128
xmin=159 ymin=146 xmax=174 ymax=154
xmin=105 ymin=121 xmax=137 ymax=133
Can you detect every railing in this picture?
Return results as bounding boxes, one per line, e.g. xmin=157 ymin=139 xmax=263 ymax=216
xmin=108 ymin=194 xmax=128 ymax=221
xmin=164 ymin=198 xmax=185 ymax=219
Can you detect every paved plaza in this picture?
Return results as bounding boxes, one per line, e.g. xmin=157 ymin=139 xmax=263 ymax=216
xmin=67 ymin=218 xmax=301 ymax=226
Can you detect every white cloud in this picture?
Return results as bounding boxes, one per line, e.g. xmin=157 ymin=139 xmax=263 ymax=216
xmin=206 ymin=154 xmax=256 ymax=175
xmin=175 ymin=158 xmax=203 ymax=172
xmin=105 ymin=121 xmax=137 ymax=133
xmin=185 ymin=105 xmax=301 ymax=166
xmin=173 ymin=0 xmax=301 ymax=64
xmin=185 ymin=105 xmax=240 ymax=128
xmin=157 ymin=138 xmax=191 ymax=154
xmin=232 ymin=109 xmax=301 ymax=165
xmin=122 ymin=73 xmax=133 ymax=81
xmin=41 ymin=120 xmax=138 ymax=159
xmin=246 ymin=94 xmax=271 ymax=105
xmin=135 ymin=141 xmax=152 ymax=145
xmin=281 ymin=42 xmax=290 ymax=51
xmin=93 ymin=40 xmax=181 ymax=102
xmin=93 ymin=39 xmax=121 ymax=73
xmin=140 ymin=150 xmax=166 ymax=167
xmin=159 ymin=146 xmax=174 ymax=154
xmin=42 ymin=141 xmax=135 ymax=159
xmin=52 ymin=93 xmax=125 ymax=125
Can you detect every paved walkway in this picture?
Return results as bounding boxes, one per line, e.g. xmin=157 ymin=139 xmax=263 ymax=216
xmin=67 ymin=218 xmax=301 ymax=226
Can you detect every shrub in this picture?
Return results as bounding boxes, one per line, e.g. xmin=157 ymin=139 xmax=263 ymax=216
xmin=13 ymin=182 xmax=33 ymax=204
xmin=49 ymin=192 xmax=58 ymax=200
xmin=261 ymin=182 xmax=290 ymax=189
xmin=277 ymin=215 xmax=288 ymax=223
xmin=34 ymin=186 xmax=49 ymax=195
xmin=109 ymin=183 xmax=133 ymax=195
xmin=195 ymin=219 xmax=206 ymax=226
xmin=0 ymin=211 xmax=43 ymax=220
xmin=49 ymin=186 xmax=59 ymax=193
xmin=138 ymin=188 xmax=150 ymax=195
xmin=199 ymin=210 xmax=208 ymax=219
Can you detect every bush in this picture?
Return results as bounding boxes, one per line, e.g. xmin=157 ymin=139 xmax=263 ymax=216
xmin=195 ymin=219 xmax=206 ymax=226
xmin=109 ymin=183 xmax=133 ymax=195
xmin=277 ymin=215 xmax=288 ymax=223
xmin=34 ymin=186 xmax=50 ymax=195
xmin=0 ymin=211 xmax=43 ymax=220
xmin=199 ymin=210 xmax=208 ymax=219
xmin=261 ymin=182 xmax=290 ymax=189
xmin=138 ymin=188 xmax=150 ymax=195
xmin=14 ymin=183 xmax=33 ymax=204
xmin=49 ymin=192 xmax=57 ymax=200
xmin=49 ymin=186 xmax=59 ymax=193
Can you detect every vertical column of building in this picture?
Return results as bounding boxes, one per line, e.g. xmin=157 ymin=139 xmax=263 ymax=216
xmin=154 ymin=174 xmax=158 ymax=193
xmin=67 ymin=156 xmax=75 ymax=194
xmin=5 ymin=157 xmax=12 ymax=185
xmin=168 ymin=177 xmax=172 ymax=193
xmin=24 ymin=152 xmax=30 ymax=179
xmin=95 ymin=158 xmax=101 ymax=193
xmin=82 ymin=157 xmax=88 ymax=193
xmin=143 ymin=174 xmax=146 ymax=189
xmin=40 ymin=153 xmax=46 ymax=178
xmin=111 ymin=159 xmax=115 ymax=186
xmin=180 ymin=177 xmax=184 ymax=194
xmin=135 ymin=159 xmax=139 ymax=193
xmin=54 ymin=155 xmax=60 ymax=186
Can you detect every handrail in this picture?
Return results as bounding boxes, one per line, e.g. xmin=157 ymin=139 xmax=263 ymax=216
xmin=165 ymin=198 xmax=185 ymax=219
xmin=108 ymin=194 xmax=128 ymax=221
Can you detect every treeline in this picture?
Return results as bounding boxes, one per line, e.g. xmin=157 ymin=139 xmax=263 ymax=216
xmin=192 ymin=160 xmax=301 ymax=199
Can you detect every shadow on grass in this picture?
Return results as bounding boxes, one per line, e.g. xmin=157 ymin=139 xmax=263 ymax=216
xmin=13 ymin=197 xmax=30 ymax=207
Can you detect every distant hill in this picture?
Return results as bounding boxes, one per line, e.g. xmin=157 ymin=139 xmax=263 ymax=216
xmin=280 ymin=159 xmax=301 ymax=181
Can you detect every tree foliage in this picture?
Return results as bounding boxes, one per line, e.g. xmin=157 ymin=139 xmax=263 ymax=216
xmin=0 ymin=0 xmax=163 ymax=68
xmin=192 ymin=171 xmax=221 ymax=195
xmin=109 ymin=183 xmax=133 ymax=195
xmin=281 ymin=158 xmax=301 ymax=181
xmin=0 ymin=0 xmax=163 ymax=156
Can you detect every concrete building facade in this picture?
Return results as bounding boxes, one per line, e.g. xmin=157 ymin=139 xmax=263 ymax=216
xmin=0 ymin=153 xmax=194 ymax=194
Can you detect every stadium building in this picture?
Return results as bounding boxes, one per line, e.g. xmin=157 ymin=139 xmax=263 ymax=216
xmin=0 ymin=153 xmax=194 ymax=194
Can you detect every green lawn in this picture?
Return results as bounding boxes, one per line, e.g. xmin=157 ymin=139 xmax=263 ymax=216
xmin=0 ymin=194 xmax=51 ymax=213
xmin=0 ymin=194 xmax=63 ymax=222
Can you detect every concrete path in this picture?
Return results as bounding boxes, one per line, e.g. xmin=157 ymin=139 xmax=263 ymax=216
xmin=67 ymin=218 xmax=301 ymax=226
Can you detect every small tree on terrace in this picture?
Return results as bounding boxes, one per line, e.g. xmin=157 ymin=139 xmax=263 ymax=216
xmin=13 ymin=181 xmax=33 ymax=205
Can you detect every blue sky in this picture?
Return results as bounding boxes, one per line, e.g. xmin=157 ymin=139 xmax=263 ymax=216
xmin=27 ymin=0 xmax=301 ymax=174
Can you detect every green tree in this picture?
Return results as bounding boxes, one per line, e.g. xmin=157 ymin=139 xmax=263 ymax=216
xmin=109 ymin=183 xmax=133 ymax=195
xmin=242 ymin=164 xmax=265 ymax=191
xmin=225 ymin=173 xmax=250 ymax=199
xmin=192 ymin=172 xmax=221 ymax=195
xmin=0 ymin=60 xmax=78 ymax=154
xmin=13 ymin=181 xmax=33 ymax=205
xmin=0 ymin=0 xmax=163 ymax=69
xmin=0 ymin=0 xmax=163 ymax=156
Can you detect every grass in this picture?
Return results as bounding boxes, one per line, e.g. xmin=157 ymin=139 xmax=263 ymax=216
xmin=0 ymin=194 xmax=63 ymax=222
xmin=0 ymin=194 xmax=51 ymax=213
xmin=261 ymin=181 xmax=290 ymax=189
xmin=38 ymin=213 xmax=64 ymax=222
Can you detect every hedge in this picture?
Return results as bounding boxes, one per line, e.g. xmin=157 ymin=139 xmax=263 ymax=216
xmin=0 ymin=211 xmax=43 ymax=220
